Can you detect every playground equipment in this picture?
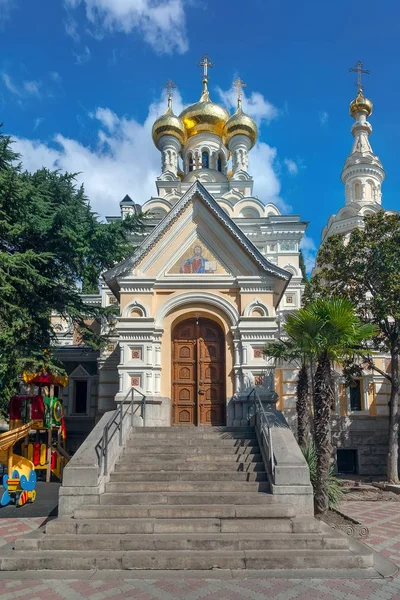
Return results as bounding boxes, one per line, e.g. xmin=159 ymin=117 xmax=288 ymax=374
xmin=0 ymin=371 xmax=70 ymax=507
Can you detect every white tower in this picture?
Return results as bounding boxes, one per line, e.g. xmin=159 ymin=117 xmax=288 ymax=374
xmin=341 ymin=62 xmax=385 ymax=206
xmin=321 ymin=62 xmax=386 ymax=243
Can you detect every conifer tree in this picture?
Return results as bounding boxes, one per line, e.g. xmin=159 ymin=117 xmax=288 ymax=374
xmin=0 ymin=130 xmax=144 ymax=411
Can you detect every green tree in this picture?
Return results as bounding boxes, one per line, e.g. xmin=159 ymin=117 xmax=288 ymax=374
xmin=306 ymin=212 xmax=400 ymax=483
xmin=264 ymin=339 xmax=311 ymax=448
xmin=299 ymin=249 xmax=308 ymax=283
xmin=286 ymin=297 xmax=374 ymax=514
xmin=0 ymin=131 xmax=144 ymax=411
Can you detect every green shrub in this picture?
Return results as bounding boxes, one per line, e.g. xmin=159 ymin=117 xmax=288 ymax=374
xmin=302 ymin=441 xmax=343 ymax=509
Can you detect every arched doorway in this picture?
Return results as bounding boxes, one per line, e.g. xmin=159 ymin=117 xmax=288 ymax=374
xmin=172 ymin=318 xmax=225 ymax=425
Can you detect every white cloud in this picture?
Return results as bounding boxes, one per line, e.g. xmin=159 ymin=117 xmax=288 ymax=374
xmin=33 ymin=117 xmax=45 ymax=131
xmin=24 ymin=80 xmax=41 ymax=96
xmin=2 ymin=73 xmax=21 ymax=96
xmin=217 ymin=87 xmax=279 ymax=126
xmin=64 ymin=0 xmax=188 ymax=54
xmin=300 ymin=235 xmax=318 ymax=273
xmin=64 ymin=14 xmax=80 ymax=42
xmin=49 ymin=71 xmax=62 ymax=83
xmin=0 ymin=0 xmax=17 ymax=26
xmin=319 ymin=110 xmax=329 ymax=125
xmin=2 ymin=73 xmax=43 ymax=98
xmin=74 ymin=46 xmax=91 ymax=65
xmin=90 ymin=107 xmax=119 ymax=132
xmin=284 ymin=158 xmax=298 ymax=176
xmin=12 ymin=89 xmax=291 ymax=218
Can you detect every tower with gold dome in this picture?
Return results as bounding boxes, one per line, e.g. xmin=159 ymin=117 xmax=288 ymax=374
xmin=321 ymin=61 xmax=389 ymax=242
xmin=149 ymin=54 xmax=260 ymax=210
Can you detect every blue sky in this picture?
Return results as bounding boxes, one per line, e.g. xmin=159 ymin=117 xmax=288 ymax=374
xmin=1 ymin=0 xmax=399 ymax=269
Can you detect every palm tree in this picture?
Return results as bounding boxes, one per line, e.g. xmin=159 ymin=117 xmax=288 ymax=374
xmin=285 ymin=297 xmax=375 ymax=515
xmin=264 ymin=338 xmax=311 ymax=448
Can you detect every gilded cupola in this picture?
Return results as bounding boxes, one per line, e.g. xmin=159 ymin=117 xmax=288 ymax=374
xmin=179 ymin=78 xmax=229 ymax=139
xmin=350 ymin=88 xmax=373 ymax=118
xmin=152 ymin=90 xmax=186 ymax=149
xmin=223 ymin=97 xmax=258 ymax=149
xmin=179 ymin=53 xmax=229 ymax=140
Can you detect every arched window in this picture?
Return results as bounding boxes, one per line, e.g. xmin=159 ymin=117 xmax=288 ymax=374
xmin=217 ymin=154 xmax=222 ymax=172
xmin=202 ymin=150 xmax=209 ymax=169
xmin=354 ymin=181 xmax=361 ymax=200
xmin=188 ymin=154 xmax=194 ymax=172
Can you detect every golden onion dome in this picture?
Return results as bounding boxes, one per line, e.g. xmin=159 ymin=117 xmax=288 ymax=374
xmin=152 ymin=97 xmax=186 ymax=148
xmin=179 ymin=79 xmax=229 ymax=140
xmin=350 ymin=89 xmax=373 ymax=118
xmin=223 ymin=100 xmax=258 ymax=148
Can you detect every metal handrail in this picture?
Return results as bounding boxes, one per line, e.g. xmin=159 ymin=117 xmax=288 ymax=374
xmin=249 ymin=389 xmax=275 ymax=479
xmin=97 ymin=387 xmax=146 ymax=477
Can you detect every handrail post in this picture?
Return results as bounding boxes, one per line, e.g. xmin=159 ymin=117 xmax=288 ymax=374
xmin=103 ymin=427 xmax=108 ymax=476
xmin=130 ymin=388 xmax=134 ymax=426
xmin=119 ymin=401 xmax=123 ymax=446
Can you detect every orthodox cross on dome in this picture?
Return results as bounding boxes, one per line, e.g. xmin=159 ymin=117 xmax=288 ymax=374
xmin=198 ymin=53 xmax=214 ymax=79
xmin=233 ymin=76 xmax=247 ymax=109
xmin=349 ymin=60 xmax=370 ymax=92
xmin=233 ymin=77 xmax=247 ymax=99
xmin=163 ymin=78 xmax=177 ymax=100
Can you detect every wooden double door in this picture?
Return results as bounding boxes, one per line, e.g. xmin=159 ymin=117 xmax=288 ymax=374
xmin=172 ymin=318 xmax=225 ymax=426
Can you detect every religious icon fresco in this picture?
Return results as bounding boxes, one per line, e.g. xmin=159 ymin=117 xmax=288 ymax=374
xmin=169 ymin=242 xmax=227 ymax=275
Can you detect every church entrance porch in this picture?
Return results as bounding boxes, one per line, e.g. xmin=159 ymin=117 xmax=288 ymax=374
xmin=172 ymin=318 xmax=225 ymax=426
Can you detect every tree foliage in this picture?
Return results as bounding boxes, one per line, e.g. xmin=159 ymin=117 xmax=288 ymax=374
xmin=305 ymin=212 xmax=400 ymax=482
xmin=285 ymin=297 xmax=375 ymax=514
xmin=0 ymin=130 xmax=144 ymax=411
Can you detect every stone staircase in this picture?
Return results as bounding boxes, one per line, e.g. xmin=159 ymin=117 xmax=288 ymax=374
xmin=1 ymin=426 xmax=376 ymax=572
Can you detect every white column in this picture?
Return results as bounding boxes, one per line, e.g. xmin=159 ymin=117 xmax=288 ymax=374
xmin=242 ymin=345 xmax=248 ymax=365
xmin=118 ymin=373 xmax=123 ymax=393
xmin=155 ymin=372 xmax=161 ymax=394
xmin=146 ymin=345 xmax=153 ymax=365
xmin=155 ymin=346 xmax=161 ymax=366
xmin=146 ymin=372 xmax=152 ymax=394
xmin=120 ymin=344 xmax=125 ymax=364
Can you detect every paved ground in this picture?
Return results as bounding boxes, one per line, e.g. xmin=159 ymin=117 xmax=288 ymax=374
xmin=1 ymin=502 xmax=400 ymax=599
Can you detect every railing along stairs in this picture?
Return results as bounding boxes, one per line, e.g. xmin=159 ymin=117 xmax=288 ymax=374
xmin=97 ymin=387 xmax=146 ymax=476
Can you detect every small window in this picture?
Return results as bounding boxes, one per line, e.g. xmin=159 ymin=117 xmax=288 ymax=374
xmin=217 ymin=155 xmax=222 ymax=172
xmin=349 ymin=379 xmax=363 ymax=411
xmin=109 ymin=296 xmax=117 ymax=305
xmin=188 ymin=154 xmax=194 ymax=172
xmin=73 ymin=380 xmax=88 ymax=414
xmin=337 ymin=449 xmax=358 ymax=474
xmin=285 ymin=295 xmax=294 ymax=305
xmin=201 ymin=151 xmax=209 ymax=169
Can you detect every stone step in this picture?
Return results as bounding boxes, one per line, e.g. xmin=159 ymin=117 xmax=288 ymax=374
xmin=46 ymin=517 xmax=296 ymax=535
xmin=119 ymin=453 xmax=262 ymax=463
xmin=16 ymin=532 xmax=348 ymax=552
xmin=0 ymin=548 xmax=372 ymax=571
xmin=74 ymin=504 xmax=293 ymax=519
xmin=105 ymin=481 xmax=269 ymax=493
xmin=129 ymin=431 xmax=257 ymax=440
xmin=125 ymin=439 xmax=259 ymax=449
xmin=109 ymin=471 xmax=268 ymax=483
xmin=132 ymin=426 xmax=254 ymax=433
xmin=100 ymin=491 xmax=272 ymax=505
xmin=123 ymin=446 xmax=260 ymax=456
xmin=115 ymin=461 xmax=265 ymax=472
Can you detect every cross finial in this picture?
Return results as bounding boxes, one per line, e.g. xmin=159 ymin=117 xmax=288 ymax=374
xmin=349 ymin=61 xmax=370 ymax=92
xmin=163 ymin=78 xmax=177 ymax=100
xmin=198 ymin=53 xmax=214 ymax=79
xmin=233 ymin=77 xmax=247 ymax=99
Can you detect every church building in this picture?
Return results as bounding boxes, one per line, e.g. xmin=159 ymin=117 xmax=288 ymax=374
xmin=54 ymin=56 xmax=307 ymax=447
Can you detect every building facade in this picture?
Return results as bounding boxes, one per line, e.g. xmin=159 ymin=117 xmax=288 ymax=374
xmin=53 ymin=63 xmax=307 ymax=445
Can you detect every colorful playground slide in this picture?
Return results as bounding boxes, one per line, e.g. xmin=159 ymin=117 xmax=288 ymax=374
xmin=0 ymin=423 xmax=37 ymax=507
